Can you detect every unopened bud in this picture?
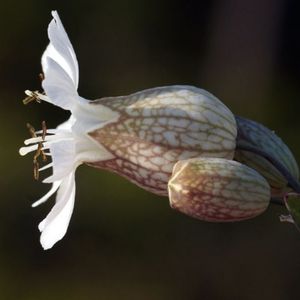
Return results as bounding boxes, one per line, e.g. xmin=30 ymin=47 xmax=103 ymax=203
xmin=168 ymin=158 xmax=270 ymax=222
xmin=235 ymin=116 xmax=299 ymax=196
xmin=88 ymin=86 xmax=237 ymax=196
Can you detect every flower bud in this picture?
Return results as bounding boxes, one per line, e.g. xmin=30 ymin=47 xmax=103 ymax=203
xmin=234 ymin=116 xmax=299 ymax=196
xmin=88 ymin=86 xmax=237 ymax=196
xmin=168 ymin=158 xmax=270 ymax=222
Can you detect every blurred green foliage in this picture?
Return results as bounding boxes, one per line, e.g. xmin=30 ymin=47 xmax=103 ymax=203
xmin=1 ymin=0 xmax=300 ymax=299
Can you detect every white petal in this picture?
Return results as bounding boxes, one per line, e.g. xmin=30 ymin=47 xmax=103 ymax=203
xmin=57 ymin=115 xmax=76 ymax=130
xmin=32 ymin=181 xmax=61 ymax=207
xmin=39 ymin=172 xmax=76 ymax=250
xmin=44 ymin=11 xmax=78 ymax=87
xmin=42 ymin=57 xmax=79 ymax=110
xmin=41 ymin=11 xmax=79 ymax=110
xmin=43 ymin=139 xmax=77 ymax=183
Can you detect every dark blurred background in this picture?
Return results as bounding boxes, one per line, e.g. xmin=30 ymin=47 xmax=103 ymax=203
xmin=1 ymin=0 xmax=300 ymax=299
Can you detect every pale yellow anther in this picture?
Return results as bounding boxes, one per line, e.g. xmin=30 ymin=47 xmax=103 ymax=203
xmin=23 ymin=90 xmax=42 ymax=105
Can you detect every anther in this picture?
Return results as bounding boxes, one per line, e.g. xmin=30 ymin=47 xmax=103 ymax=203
xmin=39 ymin=73 xmax=45 ymax=82
xmin=41 ymin=121 xmax=47 ymax=161
xmin=27 ymin=123 xmax=37 ymax=138
xmin=34 ymin=143 xmax=43 ymax=161
xmin=23 ymin=91 xmax=41 ymax=105
xmin=22 ymin=90 xmax=46 ymax=105
xmin=26 ymin=122 xmax=48 ymax=180
xmin=33 ymin=160 xmax=40 ymax=181
xmin=33 ymin=144 xmax=42 ymax=180
xmin=42 ymin=121 xmax=47 ymax=141
xmin=41 ymin=147 xmax=47 ymax=162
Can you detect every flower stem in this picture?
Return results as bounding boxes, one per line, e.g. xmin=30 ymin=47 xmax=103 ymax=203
xmin=270 ymin=197 xmax=284 ymax=206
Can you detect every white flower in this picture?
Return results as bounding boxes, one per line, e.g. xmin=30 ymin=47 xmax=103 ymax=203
xmin=19 ymin=11 xmax=119 ymax=249
xmin=20 ymin=11 xmax=237 ymax=250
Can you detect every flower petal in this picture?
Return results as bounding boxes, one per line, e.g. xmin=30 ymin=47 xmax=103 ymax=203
xmin=44 ymin=11 xmax=78 ymax=87
xmin=43 ymin=138 xmax=77 ymax=183
xmin=57 ymin=115 xmax=76 ymax=130
xmin=39 ymin=172 xmax=76 ymax=250
xmin=42 ymin=58 xmax=79 ymax=110
xmin=32 ymin=181 xmax=61 ymax=208
xmin=41 ymin=11 xmax=79 ymax=110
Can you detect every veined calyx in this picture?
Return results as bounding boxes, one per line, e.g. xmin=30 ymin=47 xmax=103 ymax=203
xmin=87 ymin=85 xmax=237 ymax=196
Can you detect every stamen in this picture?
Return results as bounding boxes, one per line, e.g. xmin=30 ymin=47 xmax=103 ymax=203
xmin=23 ymin=89 xmax=52 ymax=105
xmin=25 ymin=122 xmax=48 ymax=180
xmin=41 ymin=151 xmax=47 ymax=162
xmin=34 ymin=160 xmax=40 ymax=180
xmin=39 ymin=73 xmax=45 ymax=82
xmin=24 ymin=137 xmax=45 ymax=145
xmin=39 ymin=162 xmax=53 ymax=171
xmin=19 ymin=144 xmax=39 ymax=156
xmin=35 ymin=129 xmax=56 ymax=134
xmin=22 ymin=73 xmax=45 ymax=104
xmin=41 ymin=121 xmax=47 ymax=161
xmin=27 ymin=123 xmax=37 ymax=138
xmin=33 ymin=143 xmax=43 ymax=180
xmin=33 ymin=143 xmax=43 ymax=161
xmin=23 ymin=90 xmax=42 ymax=105
xmin=42 ymin=121 xmax=47 ymax=141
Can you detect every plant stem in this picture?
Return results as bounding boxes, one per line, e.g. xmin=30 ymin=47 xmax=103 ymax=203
xmin=270 ymin=197 xmax=284 ymax=206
